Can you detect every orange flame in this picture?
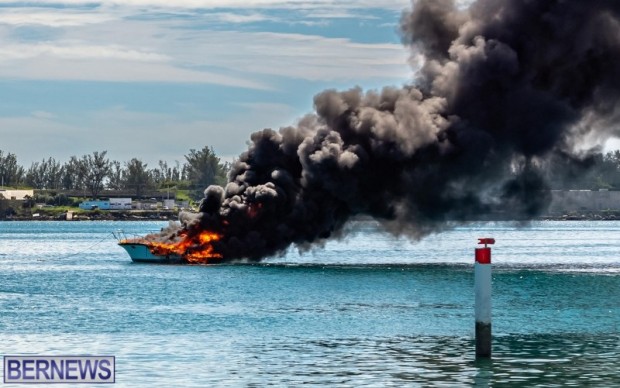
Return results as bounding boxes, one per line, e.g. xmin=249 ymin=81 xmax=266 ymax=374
xmin=122 ymin=230 xmax=223 ymax=264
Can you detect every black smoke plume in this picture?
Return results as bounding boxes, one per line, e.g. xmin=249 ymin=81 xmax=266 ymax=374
xmin=164 ymin=0 xmax=620 ymax=261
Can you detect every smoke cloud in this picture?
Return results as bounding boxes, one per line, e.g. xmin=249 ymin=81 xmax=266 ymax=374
xmin=162 ymin=0 xmax=620 ymax=261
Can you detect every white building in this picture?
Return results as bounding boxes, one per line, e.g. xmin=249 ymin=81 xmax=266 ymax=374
xmin=109 ymin=198 xmax=132 ymax=210
xmin=0 ymin=189 xmax=34 ymax=200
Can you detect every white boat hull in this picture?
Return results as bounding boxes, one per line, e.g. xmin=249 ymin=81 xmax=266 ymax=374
xmin=118 ymin=242 xmax=184 ymax=264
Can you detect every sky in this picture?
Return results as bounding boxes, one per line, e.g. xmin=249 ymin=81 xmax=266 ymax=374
xmin=0 ymin=0 xmax=419 ymax=167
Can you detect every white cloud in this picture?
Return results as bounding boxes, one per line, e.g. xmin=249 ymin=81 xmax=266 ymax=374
xmin=0 ymin=56 xmax=270 ymax=88
xmin=0 ymin=10 xmax=115 ymax=27
xmin=0 ymin=0 xmax=416 ymax=166
xmin=0 ymin=1 xmax=410 ymax=11
xmin=299 ymin=10 xmax=379 ymax=20
xmin=0 ymin=0 xmax=415 ymax=86
xmin=148 ymin=29 xmax=411 ymax=82
xmin=0 ymin=6 xmax=411 ymax=86
xmin=212 ymin=12 xmax=270 ymax=24
xmin=0 ymin=43 xmax=169 ymax=62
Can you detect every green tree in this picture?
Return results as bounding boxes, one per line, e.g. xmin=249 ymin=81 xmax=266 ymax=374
xmin=601 ymin=150 xmax=620 ymax=188
xmin=171 ymin=160 xmax=183 ymax=182
xmin=151 ymin=160 xmax=185 ymax=194
xmin=83 ymin=151 xmax=111 ymax=199
xmin=184 ymin=146 xmax=228 ymax=199
xmin=25 ymin=160 xmax=47 ymax=189
xmin=45 ymin=157 xmax=63 ymax=190
xmin=108 ymin=160 xmax=124 ymax=191
xmin=25 ymin=157 xmax=62 ymax=189
xmin=124 ymin=158 xmax=153 ymax=198
xmin=0 ymin=150 xmax=24 ymax=187
xmin=62 ymin=156 xmax=87 ymax=191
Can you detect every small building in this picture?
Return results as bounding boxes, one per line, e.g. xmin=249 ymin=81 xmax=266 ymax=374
xmin=109 ymin=198 xmax=132 ymax=210
xmin=0 ymin=189 xmax=34 ymax=201
xmin=79 ymin=200 xmax=110 ymax=210
xmin=133 ymin=201 xmax=159 ymax=210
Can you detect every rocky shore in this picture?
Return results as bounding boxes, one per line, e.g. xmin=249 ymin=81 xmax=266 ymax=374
xmin=3 ymin=210 xmax=180 ymax=221
xmin=4 ymin=209 xmax=620 ymax=222
xmin=542 ymin=211 xmax=620 ymax=221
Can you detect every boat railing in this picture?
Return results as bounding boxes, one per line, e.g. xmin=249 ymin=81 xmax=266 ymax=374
xmin=112 ymin=230 xmax=128 ymax=242
xmin=112 ymin=229 xmax=163 ymax=244
xmin=112 ymin=230 xmax=147 ymax=243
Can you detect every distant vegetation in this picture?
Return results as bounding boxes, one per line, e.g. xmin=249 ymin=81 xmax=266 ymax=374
xmin=0 ymin=146 xmax=229 ymax=203
xmin=4 ymin=147 xmax=620 ymax=210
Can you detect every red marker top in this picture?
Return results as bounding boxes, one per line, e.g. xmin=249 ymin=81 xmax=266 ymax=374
xmin=478 ymin=238 xmax=495 ymax=246
xmin=475 ymin=238 xmax=494 ymax=264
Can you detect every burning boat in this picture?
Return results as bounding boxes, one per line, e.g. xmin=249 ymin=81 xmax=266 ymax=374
xmin=113 ymin=230 xmax=223 ymax=264
xmin=117 ymin=240 xmax=184 ymax=263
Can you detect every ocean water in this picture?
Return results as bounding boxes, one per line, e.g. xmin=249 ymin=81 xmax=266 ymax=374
xmin=0 ymin=220 xmax=619 ymax=387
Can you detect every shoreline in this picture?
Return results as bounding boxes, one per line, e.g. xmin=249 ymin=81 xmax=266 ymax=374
xmin=3 ymin=210 xmax=620 ymax=222
xmin=1 ymin=210 xmax=179 ymax=222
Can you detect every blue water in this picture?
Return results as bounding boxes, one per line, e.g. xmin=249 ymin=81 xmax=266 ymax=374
xmin=0 ymin=220 xmax=619 ymax=386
